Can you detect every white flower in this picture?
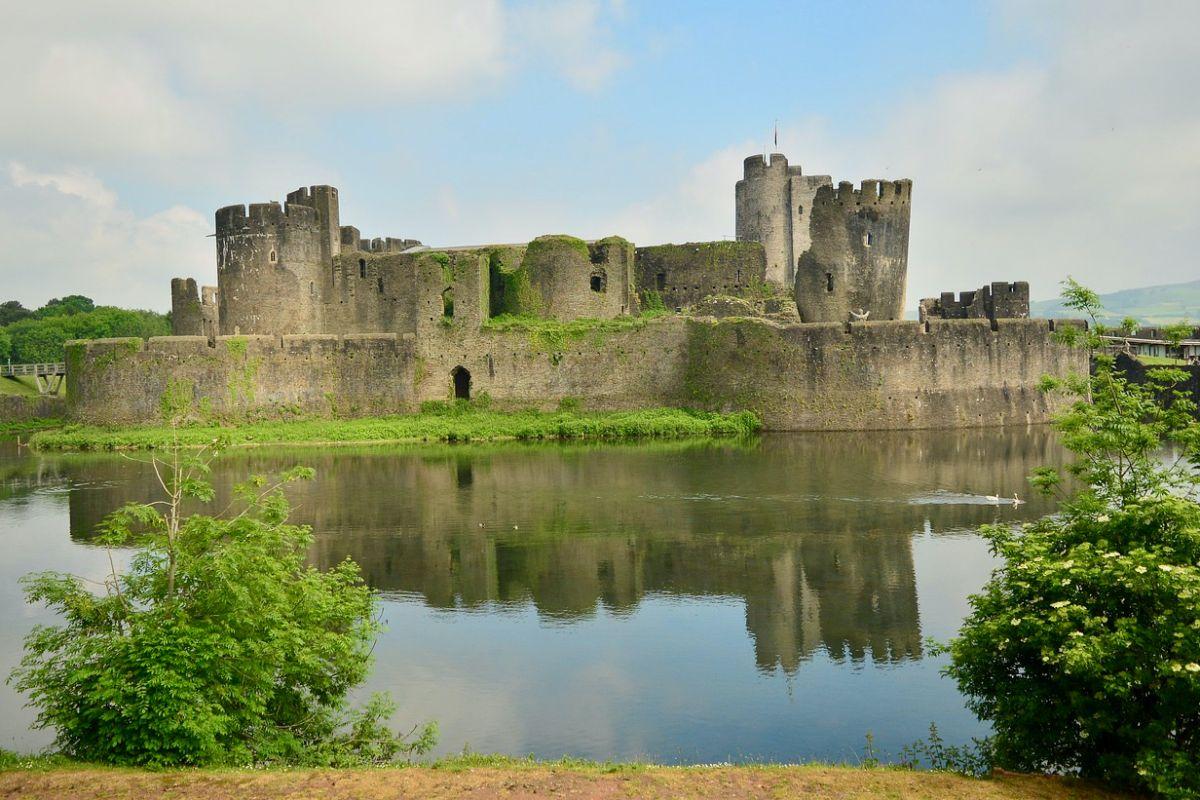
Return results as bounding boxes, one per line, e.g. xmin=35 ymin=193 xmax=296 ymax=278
xmin=1171 ymin=663 xmax=1183 ymax=672
xmin=1096 ymin=515 xmax=1110 ymax=523
xmin=1158 ymin=564 xmax=1174 ymax=572
xmin=1051 ymin=600 xmax=1071 ymax=609
xmin=1011 ymin=618 xmax=1022 ymax=625
xmin=1135 ymin=566 xmax=1148 ymax=574
xmin=1186 ymin=663 xmax=1200 ymax=673
xmin=1104 ymin=552 xmax=1120 ymax=559
xmin=1070 ymin=631 xmax=1084 ymax=638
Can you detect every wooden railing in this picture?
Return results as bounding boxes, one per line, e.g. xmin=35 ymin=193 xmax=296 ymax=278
xmin=1 ymin=363 xmax=66 ymax=395
xmin=1 ymin=362 xmax=66 ymax=378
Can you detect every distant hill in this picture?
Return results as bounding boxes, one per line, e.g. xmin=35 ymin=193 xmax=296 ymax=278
xmin=1031 ymin=279 xmax=1200 ymax=324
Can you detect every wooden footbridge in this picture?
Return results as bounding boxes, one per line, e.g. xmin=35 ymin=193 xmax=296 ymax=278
xmin=1 ymin=362 xmax=66 ymax=395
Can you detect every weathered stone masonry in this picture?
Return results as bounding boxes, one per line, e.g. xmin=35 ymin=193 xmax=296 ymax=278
xmin=68 ymin=317 xmax=1086 ymax=430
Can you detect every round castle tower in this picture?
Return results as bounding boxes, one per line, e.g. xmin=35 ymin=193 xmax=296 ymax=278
xmin=793 ymin=179 xmax=911 ymax=323
xmin=215 ymin=185 xmax=340 ymax=335
xmin=735 ymin=153 xmax=911 ymax=322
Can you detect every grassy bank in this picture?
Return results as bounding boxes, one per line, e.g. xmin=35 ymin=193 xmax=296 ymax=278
xmin=0 ymin=418 xmax=64 ymax=435
xmin=0 ymin=376 xmax=41 ymax=397
xmin=29 ymin=407 xmax=760 ymax=451
xmin=0 ymin=757 xmax=1134 ymax=800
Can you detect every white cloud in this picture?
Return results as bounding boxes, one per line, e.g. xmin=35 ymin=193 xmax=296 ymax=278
xmin=0 ymin=42 xmax=218 ymax=164
xmin=9 ymin=163 xmax=117 ymax=208
xmin=0 ymin=165 xmax=210 ymax=311
xmin=604 ymin=0 xmax=1200 ymax=303
xmin=0 ymin=1 xmax=628 ymax=166
xmin=511 ymin=0 xmax=629 ymax=91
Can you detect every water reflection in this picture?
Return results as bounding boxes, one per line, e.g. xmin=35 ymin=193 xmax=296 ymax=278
xmin=46 ymin=429 xmax=1063 ymax=676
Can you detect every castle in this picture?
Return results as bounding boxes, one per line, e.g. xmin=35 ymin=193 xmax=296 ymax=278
xmin=171 ymin=153 xmax=928 ymax=338
xmin=69 ymin=152 xmax=1078 ymax=429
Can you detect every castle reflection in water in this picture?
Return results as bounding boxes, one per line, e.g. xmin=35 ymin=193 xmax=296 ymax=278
xmin=48 ymin=429 xmax=1066 ymax=675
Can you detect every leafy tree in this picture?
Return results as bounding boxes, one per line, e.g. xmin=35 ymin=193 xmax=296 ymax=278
xmin=0 ymin=300 xmax=31 ymax=326
xmin=1162 ymin=320 xmax=1194 ymax=361
xmin=5 ymin=307 xmax=170 ymax=363
xmin=0 ymin=328 xmax=10 ymax=362
xmin=8 ymin=436 xmax=436 ymax=766
xmin=8 ymin=320 xmax=69 ymax=363
xmin=943 ymin=278 xmax=1200 ymax=797
xmin=34 ymin=295 xmax=95 ymax=318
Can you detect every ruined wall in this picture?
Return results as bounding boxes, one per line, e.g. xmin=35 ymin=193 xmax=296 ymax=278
xmin=0 ymin=394 xmax=65 ymax=422
xmin=794 ymin=180 xmax=911 ymax=323
xmin=200 ymin=286 xmax=219 ymax=339
xmin=68 ymin=316 xmax=1087 ymax=431
xmin=522 ymin=236 xmax=635 ymax=320
xmin=66 ymin=334 xmax=417 ymax=424
xmin=170 ymin=278 xmax=203 ymax=336
xmin=919 ymin=281 xmax=1030 ymax=323
xmin=633 ymin=242 xmax=766 ymax=310
xmin=302 ymin=248 xmax=491 ymax=342
xmin=215 ymin=185 xmax=340 ymax=336
xmin=411 ymin=319 xmax=691 ymax=410
xmin=170 ymin=279 xmax=220 ymax=337
xmin=682 ymin=317 xmax=1084 ymax=429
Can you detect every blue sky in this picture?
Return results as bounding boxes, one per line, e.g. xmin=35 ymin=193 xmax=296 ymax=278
xmin=2 ymin=1 xmax=1196 ymax=311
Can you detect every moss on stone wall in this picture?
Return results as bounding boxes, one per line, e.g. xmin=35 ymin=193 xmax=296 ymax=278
xmin=159 ymin=378 xmax=195 ymax=420
xmin=526 ymin=234 xmax=590 ymax=261
xmin=482 ymin=313 xmax=661 ymax=355
xmin=489 ymin=249 xmax=543 ymax=317
xmin=92 ymin=339 xmax=143 ymax=372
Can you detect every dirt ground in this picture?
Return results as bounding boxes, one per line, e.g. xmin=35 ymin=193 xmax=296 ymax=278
xmin=0 ymin=765 xmax=1138 ymax=800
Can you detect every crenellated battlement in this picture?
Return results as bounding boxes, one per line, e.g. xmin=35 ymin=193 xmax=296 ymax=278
xmin=814 ymin=178 xmax=913 ymax=207
xmin=919 ymin=281 xmax=1030 ymax=323
xmin=338 ymin=226 xmax=421 ymax=253
xmin=216 ymin=200 xmax=320 ymax=237
xmin=740 ymin=152 xmax=804 ymax=180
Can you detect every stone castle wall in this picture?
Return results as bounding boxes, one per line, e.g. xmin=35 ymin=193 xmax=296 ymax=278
xmin=682 ymin=317 xmax=1082 ymax=429
xmin=67 ymin=317 xmax=1087 ymax=430
xmin=66 ymin=334 xmax=417 ymax=424
xmin=633 ymin=242 xmax=766 ymax=309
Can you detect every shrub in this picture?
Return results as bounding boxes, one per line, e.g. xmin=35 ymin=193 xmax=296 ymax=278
xmin=943 ymin=279 xmax=1200 ymax=797
xmin=4 ymin=306 xmax=169 ymax=363
xmin=8 ymin=438 xmax=435 ymax=766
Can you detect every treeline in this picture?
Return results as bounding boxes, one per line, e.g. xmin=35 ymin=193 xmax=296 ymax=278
xmin=0 ymin=296 xmax=170 ymax=364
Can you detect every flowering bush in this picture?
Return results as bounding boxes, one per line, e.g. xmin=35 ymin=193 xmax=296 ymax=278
xmin=944 ymin=280 xmax=1200 ymax=797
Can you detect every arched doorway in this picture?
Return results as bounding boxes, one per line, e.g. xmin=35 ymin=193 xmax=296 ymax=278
xmin=452 ymin=366 xmax=471 ymax=400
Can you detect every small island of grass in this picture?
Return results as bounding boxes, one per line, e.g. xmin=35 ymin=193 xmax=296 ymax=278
xmin=28 ymin=405 xmax=761 ymax=452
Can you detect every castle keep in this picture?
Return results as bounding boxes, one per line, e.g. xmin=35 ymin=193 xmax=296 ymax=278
xmin=71 ymin=152 xmax=1085 ymax=429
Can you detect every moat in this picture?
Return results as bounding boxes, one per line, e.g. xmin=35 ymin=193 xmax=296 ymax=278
xmin=0 ymin=429 xmax=1067 ymax=763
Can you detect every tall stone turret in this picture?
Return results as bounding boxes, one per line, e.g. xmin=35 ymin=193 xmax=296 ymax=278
xmin=215 ymin=185 xmax=340 ymax=335
xmin=735 ymin=153 xmax=831 ymax=287
xmin=736 ymin=153 xmax=912 ymax=322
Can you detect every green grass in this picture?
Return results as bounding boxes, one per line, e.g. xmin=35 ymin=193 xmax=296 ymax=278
xmin=1137 ymin=355 xmax=1193 ymax=366
xmin=0 ymin=376 xmax=41 ymax=397
xmin=28 ymin=406 xmax=761 ymax=452
xmin=0 ymin=418 xmax=65 ymax=435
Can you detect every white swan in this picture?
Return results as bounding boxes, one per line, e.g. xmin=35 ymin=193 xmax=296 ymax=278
xmin=985 ymin=494 xmax=1001 ymax=504
xmin=1012 ymin=493 xmax=1024 ymax=506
